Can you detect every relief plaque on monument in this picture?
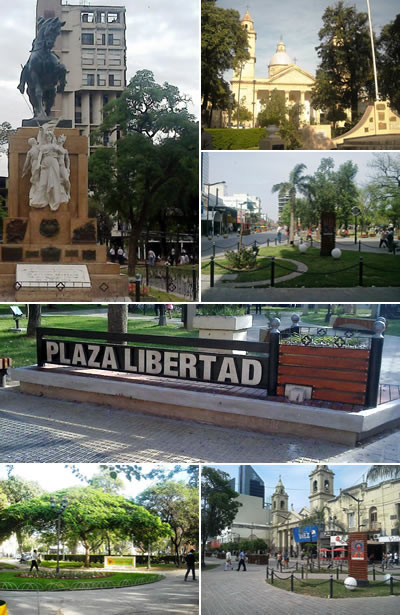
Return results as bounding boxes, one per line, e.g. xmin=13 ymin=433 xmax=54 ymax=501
xmin=16 ymin=264 xmax=91 ymax=289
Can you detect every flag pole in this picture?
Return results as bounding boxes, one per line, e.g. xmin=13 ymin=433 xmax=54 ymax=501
xmin=366 ymin=0 xmax=379 ymax=101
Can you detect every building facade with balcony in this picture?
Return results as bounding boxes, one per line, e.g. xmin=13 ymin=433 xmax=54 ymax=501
xmin=37 ymin=0 xmax=127 ymax=148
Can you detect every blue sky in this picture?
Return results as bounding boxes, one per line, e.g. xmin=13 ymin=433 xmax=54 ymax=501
xmin=211 ymin=464 xmax=375 ymax=511
xmin=216 ymin=0 xmax=399 ymax=77
xmin=208 ymin=151 xmax=379 ymax=220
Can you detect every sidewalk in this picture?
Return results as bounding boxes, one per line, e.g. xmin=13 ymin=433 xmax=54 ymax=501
xmin=202 ymin=559 xmax=400 ymax=615
xmin=2 ymin=567 xmax=198 ymax=615
xmin=201 ymin=285 xmax=400 ymax=301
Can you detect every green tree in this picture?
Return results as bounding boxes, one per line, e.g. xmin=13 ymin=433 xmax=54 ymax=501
xmin=88 ymin=468 xmax=124 ymax=494
xmin=377 ymin=15 xmax=400 ymax=114
xmin=201 ymin=0 xmax=249 ymax=124
xmin=201 ymin=467 xmax=241 ymax=565
xmin=367 ymin=465 xmax=400 ymax=483
xmin=136 ymin=481 xmax=198 ymax=565
xmin=334 ymin=160 xmax=359 ymax=228
xmin=258 ymin=90 xmax=287 ymax=127
xmin=272 ymin=163 xmax=309 ymax=243
xmin=232 ymin=97 xmax=253 ymax=124
xmin=312 ymin=1 xmax=373 ymax=122
xmin=0 ymin=476 xmax=43 ymax=554
xmin=367 ymin=153 xmax=400 ymax=226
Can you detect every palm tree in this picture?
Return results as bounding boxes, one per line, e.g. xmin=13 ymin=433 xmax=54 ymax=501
xmin=272 ymin=163 xmax=309 ymax=244
xmin=366 ymin=466 xmax=400 ymax=483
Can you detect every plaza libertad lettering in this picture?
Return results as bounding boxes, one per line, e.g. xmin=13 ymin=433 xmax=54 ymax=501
xmin=44 ymin=340 xmax=266 ymax=387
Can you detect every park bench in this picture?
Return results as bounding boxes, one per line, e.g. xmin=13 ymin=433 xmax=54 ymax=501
xmin=0 ymin=358 xmax=12 ymax=387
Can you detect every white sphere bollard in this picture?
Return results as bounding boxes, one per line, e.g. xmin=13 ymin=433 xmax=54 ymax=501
xmin=383 ymin=573 xmax=392 ymax=585
xmin=344 ymin=576 xmax=357 ymax=591
xmin=299 ymin=243 xmax=308 ymax=253
xmin=331 ymin=248 xmax=342 ymax=259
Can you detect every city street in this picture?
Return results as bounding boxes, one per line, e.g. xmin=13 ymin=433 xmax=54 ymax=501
xmin=202 ymin=558 xmax=400 ymax=615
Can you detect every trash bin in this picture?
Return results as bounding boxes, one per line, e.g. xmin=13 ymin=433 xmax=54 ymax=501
xmin=0 ymin=600 xmax=7 ymax=614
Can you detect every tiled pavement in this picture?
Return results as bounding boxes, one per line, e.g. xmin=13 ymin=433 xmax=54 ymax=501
xmin=2 ymin=567 xmax=198 ymax=615
xmin=1 ymin=387 xmax=400 ymax=463
xmin=201 ymin=559 xmax=400 ymax=615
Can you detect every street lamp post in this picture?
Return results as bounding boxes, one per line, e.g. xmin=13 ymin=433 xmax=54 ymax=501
xmin=351 ymin=206 xmax=361 ymax=245
xmin=50 ymin=496 xmax=68 ymax=575
xmin=343 ymin=492 xmax=363 ymax=531
xmin=204 ymin=181 xmax=226 ymax=238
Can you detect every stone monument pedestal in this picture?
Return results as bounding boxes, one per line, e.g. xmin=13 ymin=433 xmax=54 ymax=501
xmin=0 ymin=127 xmax=129 ymax=300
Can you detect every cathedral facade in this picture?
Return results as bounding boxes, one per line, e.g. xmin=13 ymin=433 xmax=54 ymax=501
xmin=231 ymin=10 xmax=321 ymax=128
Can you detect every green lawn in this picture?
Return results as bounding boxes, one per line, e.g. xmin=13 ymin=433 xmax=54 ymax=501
xmin=266 ymin=577 xmax=400 ymax=598
xmin=0 ymin=316 xmax=199 ymax=368
xmin=204 ymin=246 xmax=400 ymax=288
xmin=202 ymin=254 xmax=297 ymax=282
xmin=0 ymin=570 xmax=163 ymax=591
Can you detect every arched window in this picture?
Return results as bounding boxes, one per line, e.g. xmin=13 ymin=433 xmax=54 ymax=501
xmin=313 ymin=480 xmax=317 ymax=492
xmin=273 ymin=501 xmax=276 ymax=509
xmin=280 ymin=500 xmax=285 ymax=509
xmin=324 ymin=480 xmax=330 ymax=491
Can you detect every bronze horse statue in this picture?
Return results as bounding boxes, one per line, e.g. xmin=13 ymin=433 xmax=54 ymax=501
xmin=18 ymin=17 xmax=67 ymax=120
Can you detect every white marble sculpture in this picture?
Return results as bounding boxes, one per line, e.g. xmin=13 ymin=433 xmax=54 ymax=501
xmin=22 ymin=121 xmax=71 ymax=211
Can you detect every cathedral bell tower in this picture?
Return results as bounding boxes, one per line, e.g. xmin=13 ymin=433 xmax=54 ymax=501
xmin=234 ymin=10 xmax=256 ymax=80
xmin=272 ymin=477 xmax=289 ymax=524
xmin=309 ymin=466 xmax=335 ymax=510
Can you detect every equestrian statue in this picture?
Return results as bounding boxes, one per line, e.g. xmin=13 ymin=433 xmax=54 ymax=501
xmin=18 ymin=17 xmax=67 ymax=120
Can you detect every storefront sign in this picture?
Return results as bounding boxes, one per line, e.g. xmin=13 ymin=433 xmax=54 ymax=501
xmin=330 ymin=535 xmax=348 ymax=546
xmin=293 ymin=525 xmax=320 ymax=543
xmin=351 ymin=539 xmax=365 ymax=560
xmin=42 ymin=339 xmax=268 ymax=387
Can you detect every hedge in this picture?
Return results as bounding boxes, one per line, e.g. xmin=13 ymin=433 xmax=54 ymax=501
xmin=205 ymin=128 xmax=266 ymax=150
xmin=41 ymin=554 xmax=178 ymax=565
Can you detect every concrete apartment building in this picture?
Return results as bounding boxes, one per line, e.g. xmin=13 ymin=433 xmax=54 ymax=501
xmin=37 ymin=0 xmax=127 ymax=147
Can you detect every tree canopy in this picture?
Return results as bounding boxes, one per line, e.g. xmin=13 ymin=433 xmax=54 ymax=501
xmin=201 ymin=0 xmax=249 ymax=123
xmin=201 ymin=467 xmax=241 ymax=564
xmin=377 ymin=14 xmax=400 ymax=114
xmin=312 ymin=1 xmax=373 ymax=122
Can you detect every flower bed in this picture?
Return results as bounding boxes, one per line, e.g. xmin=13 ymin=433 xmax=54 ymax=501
xmin=17 ymin=571 xmax=113 ymax=580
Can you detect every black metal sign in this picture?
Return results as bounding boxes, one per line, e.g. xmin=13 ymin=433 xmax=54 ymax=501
xmin=36 ymin=329 xmax=270 ymax=389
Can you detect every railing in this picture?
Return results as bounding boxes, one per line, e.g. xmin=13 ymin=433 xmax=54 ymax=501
xmin=137 ymin=264 xmax=199 ymax=301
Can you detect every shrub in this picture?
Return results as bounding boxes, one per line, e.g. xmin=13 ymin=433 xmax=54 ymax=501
xmin=205 ymin=128 xmax=266 ymax=150
xmin=225 ymin=245 xmax=259 ymax=269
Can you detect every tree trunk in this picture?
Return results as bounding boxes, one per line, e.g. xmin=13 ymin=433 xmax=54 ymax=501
xmin=147 ymin=541 xmax=151 ymax=570
xmin=26 ymin=304 xmax=42 ymax=337
xmin=107 ymin=304 xmax=128 ymax=334
xmin=158 ymin=305 xmax=167 ymax=326
xmin=289 ymin=189 xmax=295 ymax=244
xmin=84 ymin=539 xmax=90 ymax=568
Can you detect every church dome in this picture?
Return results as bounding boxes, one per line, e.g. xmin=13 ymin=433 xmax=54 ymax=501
xmin=269 ymin=41 xmax=292 ymax=67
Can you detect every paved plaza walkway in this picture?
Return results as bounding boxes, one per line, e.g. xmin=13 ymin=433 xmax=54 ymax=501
xmin=1 ymin=386 xmax=400 ymax=463
xmin=202 ymin=559 xmax=400 ymax=615
xmin=2 ymin=567 xmax=198 ymax=615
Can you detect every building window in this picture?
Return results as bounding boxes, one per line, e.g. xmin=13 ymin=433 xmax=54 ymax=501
xmin=75 ymin=112 xmax=82 ymax=124
xmin=103 ymin=131 xmax=110 ymax=146
xmin=82 ymin=33 xmax=94 ymax=45
xmin=313 ymin=480 xmax=317 ymax=492
xmin=81 ymin=12 xmax=95 ymax=23
xmin=109 ymin=75 xmax=115 ymax=86
xmin=370 ymin=507 xmax=378 ymax=530
xmin=273 ymin=501 xmax=276 ymax=509
xmin=103 ymin=95 xmax=109 ymax=106
xmin=97 ymin=11 xmax=106 ymax=24
xmin=86 ymin=74 xmax=95 ymax=86
xmin=97 ymin=74 xmax=106 ymax=86
xmin=280 ymin=500 xmax=284 ymax=509
xmin=348 ymin=512 xmax=355 ymax=529
xmin=324 ymin=480 xmax=330 ymax=491
xmin=108 ymin=33 xmax=114 ymax=46
xmin=107 ymin=12 xmax=120 ymax=23
xmin=75 ymin=94 xmax=82 ymax=107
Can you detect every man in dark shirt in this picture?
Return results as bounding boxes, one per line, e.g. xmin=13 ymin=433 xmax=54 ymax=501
xmin=184 ymin=548 xmax=196 ymax=581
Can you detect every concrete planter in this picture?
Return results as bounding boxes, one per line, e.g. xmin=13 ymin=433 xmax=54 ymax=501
xmin=192 ymin=314 xmax=253 ymax=354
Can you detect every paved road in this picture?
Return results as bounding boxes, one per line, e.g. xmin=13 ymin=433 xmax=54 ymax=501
xmin=201 ymin=232 xmax=276 ymax=259
xmin=202 ymin=559 xmax=400 ymax=615
xmin=1 ymin=386 xmax=399 ymax=463
xmin=2 ymin=567 xmax=198 ymax=615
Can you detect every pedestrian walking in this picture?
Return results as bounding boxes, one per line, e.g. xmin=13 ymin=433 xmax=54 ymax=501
xmin=224 ymin=550 xmax=233 ymax=571
xmin=167 ymin=304 xmax=173 ymax=319
xmin=184 ymin=549 xmax=196 ymax=581
xmin=394 ymin=552 xmax=399 ymax=565
xmin=237 ymin=550 xmax=246 ymax=571
xmin=30 ymin=550 xmax=40 ymax=572
xmin=117 ymin=246 xmax=124 ymax=265
xmin=283 ymin=551 xmax=289 ymax=569
xmin=276 ymin=552 xmax=282 ymax=570
xmin=379 ymin=229 xmax=388 ymax=248
xmin=276 ymin=227 xmax=282 ymax=244
xmin=387 ymin=228 xmax=394 ymax=252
